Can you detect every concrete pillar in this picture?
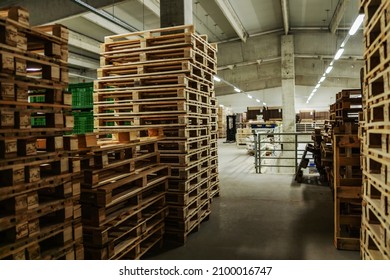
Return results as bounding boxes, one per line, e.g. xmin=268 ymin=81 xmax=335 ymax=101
xmin=280 ymin=35 xmax=296 ymax=173
xmin=160 ymin=0 xmax=193 ymax=28
xmin=281 ymin=35 xmax=296 ymax=132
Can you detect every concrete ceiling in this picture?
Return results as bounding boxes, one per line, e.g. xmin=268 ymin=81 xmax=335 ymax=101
xmin=0 ymin=0 xmax=363 ymax=94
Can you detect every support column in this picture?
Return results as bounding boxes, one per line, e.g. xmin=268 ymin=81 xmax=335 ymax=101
xmin=281 ymin=35 xmax=296 ymax=132
xmin=160 ymin=0 xmax=193 ymax=28
xmin=281 ymin=35 xmax=296 ymax=173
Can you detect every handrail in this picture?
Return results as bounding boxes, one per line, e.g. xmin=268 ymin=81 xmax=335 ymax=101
xmin=254 ymin=131 xmax=313 ymax=174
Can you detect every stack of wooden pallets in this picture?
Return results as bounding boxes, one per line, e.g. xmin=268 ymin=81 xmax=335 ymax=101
xmin=320 ymin=89 xmax=363 ymax=250
xmin=95 ymin=25 xmax=219 ymax=245
xmin=0 ymin=7 xmax=83 ymax=259
xmin=360 ymin=0 xmax=390 ymax=260
xmin=74 ymin=134 xmax=170 ymax=259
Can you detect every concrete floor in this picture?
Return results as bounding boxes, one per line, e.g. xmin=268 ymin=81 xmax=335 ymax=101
xmin=147 ymin=141 xmax=360 ymax=260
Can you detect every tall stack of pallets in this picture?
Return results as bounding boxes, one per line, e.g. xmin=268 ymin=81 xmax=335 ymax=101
xmin=322 ymin=89 xmax=363 ymax=250
xmin=0 ymin=7 xmax=83 ymax=259
xmin=360 ymin=0 xmax=390 ymax=259
xmin=95 ymin=25 xmax=219 ymax=244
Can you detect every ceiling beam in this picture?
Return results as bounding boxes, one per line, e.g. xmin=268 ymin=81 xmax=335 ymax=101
xmin=82 ymin=12 xmax=133 ymax=35
xmin=214 ymin=0 xmax=249 ymax=42
xmin=329 ymin=0 xmax=350 ymax=34
xmin=71 ymin=0 xmax=138 ymax=32
xmin=68 ymin=52 xmax=100 ymax=69
xmin=280 ymin=0 xmax=290 ymax=35
xmin=137 ymin=0 xmax=160 ymax=17
xmin=0 ymin=0 xmax=127 ymax=25
xmin=68 ymin=30 xmax=101 ymax=54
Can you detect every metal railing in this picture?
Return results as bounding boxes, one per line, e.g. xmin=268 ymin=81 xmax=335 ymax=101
xmin=254 ymin=131 xmax=313 ymax=174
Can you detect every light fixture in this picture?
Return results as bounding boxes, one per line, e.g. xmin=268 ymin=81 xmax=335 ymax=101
xmin=213 ymin=76 xmax=221 ymax=82
xmin=325 ymin=66 xmax=333 ymax=74
xmin=315 ymin=84 xmax=320 ymax=89
xmin=234 ymin=87 xmax=241 ymax=93
xmin=319 ymin=76 xmax=326 ymax=83
xmin=349 ymin=14 xmax=365 ymax=35
xmin=26 ymin=67 xmax=42 ymax=72
xmin=334 ymin=48 xmax=344 ymax=60
xmin=312 ymin=88 xmax=317 ymax=93
xmin=247 ymin=94 xmax=253 ymax=99
xmin=256 ymin=99 xmax=260 ymax=102
xmin=330 ymin=61 xmax=334 ymax=66
xmin=219 ymin=104 xmax=224 ymax=107
xmin=263 ymin=102 xmax=267 ymax=106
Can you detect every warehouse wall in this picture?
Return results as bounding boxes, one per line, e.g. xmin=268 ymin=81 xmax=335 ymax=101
xmin=216 ymin=85 xmax=347 ymax=114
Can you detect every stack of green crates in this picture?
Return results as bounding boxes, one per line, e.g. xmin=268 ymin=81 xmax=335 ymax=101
xmin=69 ymin=82 xmax=94 ymax=134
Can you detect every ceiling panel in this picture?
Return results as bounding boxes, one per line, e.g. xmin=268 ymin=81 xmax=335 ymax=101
xmin=289 ymin=0 xmax=336 ymax=27
xmin=229 ymin=0 xmax=283 ymax=34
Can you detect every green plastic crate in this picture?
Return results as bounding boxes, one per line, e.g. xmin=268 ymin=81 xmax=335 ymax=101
xmin=31 ymin=116 xmax=46 ymax=127
xmin=29 ymin=96 xmax=45 ymax=103
xmin=69 ymin=82 xmax=93 ymax=109
xmin=72 ymin=111 xmax=94 ymax=134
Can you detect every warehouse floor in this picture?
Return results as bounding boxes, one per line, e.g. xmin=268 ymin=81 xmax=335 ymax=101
xmin=147 ymin=141 xmax=360 ymax=260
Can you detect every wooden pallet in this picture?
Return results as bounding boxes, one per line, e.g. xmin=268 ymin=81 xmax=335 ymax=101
xmin=333 ymin=134 xmax=362 ymax=251
xmin=81 ymin=165 xmax=169 ymax=207
xmin=361 ymin=224 xmax=390 ymax=260
xmin=164 ymin=200 xmax=210 ymax=244
xmin=83 ymin=206 xmax=166 ymax=260
xmin=158 ymin=136 xmax=210 ymax=154
xmin=160 ymin=147 xmax=209 ymax=167
xmin=363 ymin=0 xmax=390 ymax=49
xmin=170 ymin=157 xmax=210 ymax=180
xmin=94 ymin=114 xmax=210 ymax=130
xmin=98 ymin=60 xmax=214 ymax=84
xmin=94 ymin=86 xmax=210 ymax=105
xmin=95 ymin=74 xmax=211 ymax=95
xmin=81 ymin=184 xmax=167 ymax=227
xmin=168 ymin=169 xmax=209 ymax=193
xmin=166 ymin=181 xmax=209 ymax=206
xmin=364 ymin=26 xmax=390 ymax=80
xmin=361 ymin=205 xmax=390 ymax=259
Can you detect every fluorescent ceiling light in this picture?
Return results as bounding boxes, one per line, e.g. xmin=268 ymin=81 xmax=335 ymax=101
xmin=325 ymin=66 xmax=333 ymax=74
xmin=256 ymin=99 xmax=260 ymax=102
xmin=306 ymin=100 xmax=310 ymax=104
xmin=234 ymin=87 xmax=241 ymax=93
xmin=219 ymin=104 xmax=224 ymax=107
xmin=319 ymin=76 xmax=326 ymax=83
xmin=213 ymin=76 xmax=221 ymax=82
xmin=312 ymin=88 xmax=317 ymax=93
xmin=247 ymin=94 xmax=253 ymax=99
xmin=330 ymin=61 xmax=334 ymax=66
xmin=349 ymin=14 xmax=365 ymax=35
xmin=263 ymin=102 xmax=267 ymax=106
xmin=334 ymin=48 xmax=344 ymax=60
xmin=315 ymin=84 xmax=320 ymax=89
